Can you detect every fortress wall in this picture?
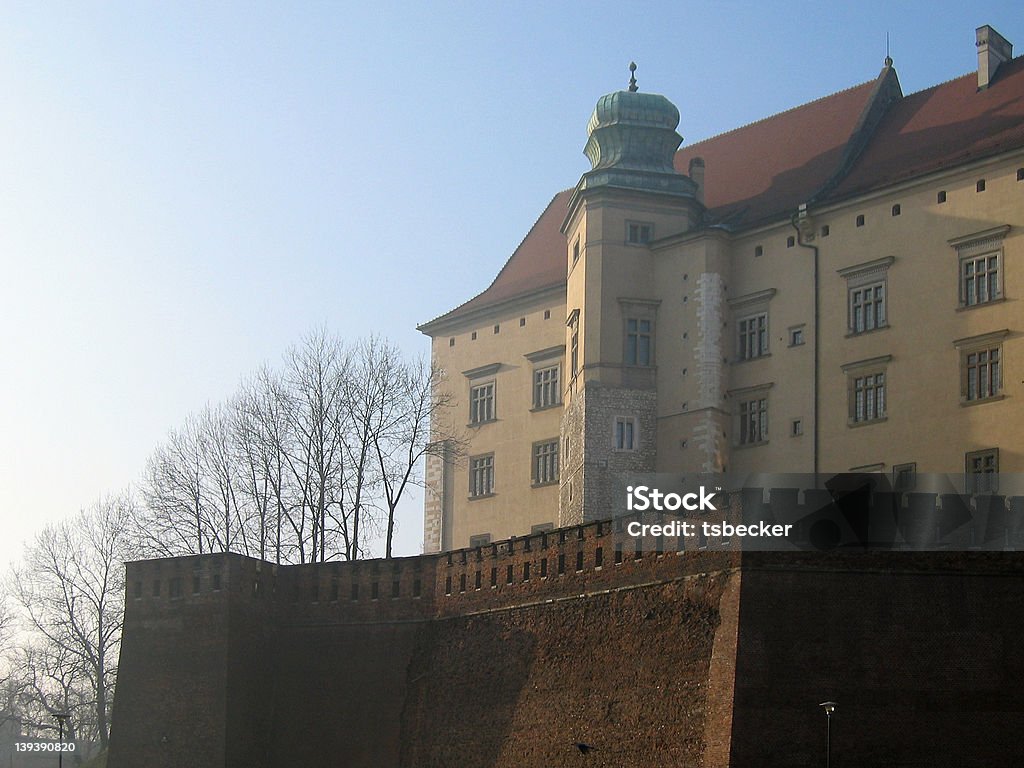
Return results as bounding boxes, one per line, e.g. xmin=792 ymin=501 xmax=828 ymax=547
xmin=729 ymin=552 xmax=1024 ymax=768
xmin=397 ymin=571 xmax=733 ymax=768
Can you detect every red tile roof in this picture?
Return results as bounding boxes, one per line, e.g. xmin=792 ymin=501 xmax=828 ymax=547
xmin=418 ymin=190 xmax=572 ymax=331
xmin=675 ymin=78 xmax=878 ymax=226
xmin=827 ymin=57 xmax=1024 ymax=200
xmin=421 ymin=57 xmax=1024 ymax=332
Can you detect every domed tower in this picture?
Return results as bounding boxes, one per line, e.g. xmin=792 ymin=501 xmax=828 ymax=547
xmin=559 ymin=65 xmax=703 ymax=526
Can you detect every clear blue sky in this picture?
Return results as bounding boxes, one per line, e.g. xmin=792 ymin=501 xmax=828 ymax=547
xmin=1 ymin=2 xmax=1020 ymax=564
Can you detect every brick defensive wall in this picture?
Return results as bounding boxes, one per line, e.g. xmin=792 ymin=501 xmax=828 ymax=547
xmin=108 ymin=488 xmax=1024 ymax=767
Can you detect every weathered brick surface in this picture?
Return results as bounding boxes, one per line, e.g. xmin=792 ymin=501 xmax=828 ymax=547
xmin=109 ymin=527 xmax=1024 ymax=767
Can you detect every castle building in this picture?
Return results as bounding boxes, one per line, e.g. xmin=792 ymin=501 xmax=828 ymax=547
xmin=419 ymin=25 xmax=1024 ymax=552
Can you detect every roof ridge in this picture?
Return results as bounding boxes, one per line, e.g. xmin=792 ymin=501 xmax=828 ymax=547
xmin=680 ymin=77 xmax=877 ymax=149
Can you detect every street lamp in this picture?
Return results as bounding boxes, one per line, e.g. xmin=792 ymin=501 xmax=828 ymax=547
xmin=819 ymin=701 xmax=837 ymax=768
xmin=52 ymin=711 xmax=69 ymax=768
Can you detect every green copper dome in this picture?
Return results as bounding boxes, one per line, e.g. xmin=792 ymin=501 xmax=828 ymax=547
xmin=584 ymin=89 xmax=683 ymax=174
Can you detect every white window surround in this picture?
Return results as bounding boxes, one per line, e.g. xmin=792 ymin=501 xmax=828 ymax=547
xmin=838 ymin=256 xmax=894 ymax=335
xmin=949 ymin=225 xmax=1009 ymax=309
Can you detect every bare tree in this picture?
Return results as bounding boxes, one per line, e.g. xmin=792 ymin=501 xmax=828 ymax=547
xmin=8 ymin=494 xmax=137 ymax=749
xmin=372 ymin=355 xmax=459 ymax=558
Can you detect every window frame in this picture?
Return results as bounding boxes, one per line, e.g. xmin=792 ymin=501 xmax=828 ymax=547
xmin=950 ymin=225 xmax=1009 ymax=309
xmin=738 ymin=396 xmax=768 ymax=446
xmin=532 ymin=364 xmax=561 ymax=410
xmin=624 ymin=317 xmax=653 ymax=366
xmin=965 ymin=448 xmax=998 ymax=494
xmin=841 ymin=355 xmax=891 ymax=427
xmin=469 ymin=381 xmax=496 ymax=425
xmin=531 ymin=438 xmax=560 ymax=486
xmin=838 ymin=256 xmax=894 ymax=335
xmin=468 ymin=453 xmax=495 ymax=498
xmin=954 ymin=330 xmax=1008 ymax=405
xmin=737 ymin=312 xmax=769 ymax=360
xmin=625 ymin=220 xmax=653 ymax=245
xmin=612 ymin=416 xmax=638 ymax=452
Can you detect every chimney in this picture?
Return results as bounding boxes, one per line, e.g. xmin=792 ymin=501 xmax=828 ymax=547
xmin=688 ymin=157 xmax=705 ymax=206
xmin=977 ymin=25 xmax=1013 ymax=90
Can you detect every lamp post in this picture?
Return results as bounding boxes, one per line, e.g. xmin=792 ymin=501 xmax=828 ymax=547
xmin=819 ymin=701 xmax=837 ymax=768
xmin=53 ymin=711 xmax=69 ymax=768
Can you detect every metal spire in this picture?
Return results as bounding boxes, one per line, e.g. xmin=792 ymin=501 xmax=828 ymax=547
xmin=628 ymin=61 xmax=638 ymax=92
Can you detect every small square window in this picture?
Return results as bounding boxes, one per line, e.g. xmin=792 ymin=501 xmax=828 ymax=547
xmin=471 ymin=331 xmax=477 ymax=340
xmin=1017 ymin=168 xmax=1024 ymax=181
xmin=626 ymin=222 xmax=653 ymax=244
xmin=544 ymin=309 xmax=551 ymax=319
xmin=977 ymin=179 xmax=986 ymax=192
xmin=820 ymin=225 xmax=830 ymax=237
xmin=791 ymin=419 xmax=803 ymax=436
xmin=786 ymin=236 xmax=795 ymax=248
xmin=789 ymin=327 xmax=804 ymax=347
xmin=937 ymin=190 xmax=947 ymax=204
xmin=449 ymin=337 xmax=455 ymax=347
xmin=493 ymin=324 xmax=500 ymax=334
xmin=891 ymin=204 xmax=901 ymax=216
xmin=856 ymin=214 xmax=865 ymax=227
xmin=519 ymin=317 xmax=526 ymax=327
xmin=754 ymin=245 xmax=763 ymax=257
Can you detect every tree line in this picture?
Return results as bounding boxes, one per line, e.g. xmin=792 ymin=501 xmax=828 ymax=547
xmin=0 ymin=331 xmax=457 ymax=751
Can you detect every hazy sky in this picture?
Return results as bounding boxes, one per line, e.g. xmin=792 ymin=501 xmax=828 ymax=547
xmin=1 ymin=2 xmax=1020 ymax=567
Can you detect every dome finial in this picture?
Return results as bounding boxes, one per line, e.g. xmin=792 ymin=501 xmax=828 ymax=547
xmin=884 ymin=32 xmax=893 ymax=67
xmin=628 ymin=61 xmax=638 ymax=92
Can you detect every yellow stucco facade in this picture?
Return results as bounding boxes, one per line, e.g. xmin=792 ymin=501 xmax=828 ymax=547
xmin=420 ymin=26 xmax=1024 ymax=552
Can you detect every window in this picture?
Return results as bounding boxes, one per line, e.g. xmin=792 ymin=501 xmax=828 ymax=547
xmin=839 ymin=257 xmax=893 ymax=334
xmin=976 ymin=179 xmax=986 ymax=192
xmin=893 ymin=463 xmax=916 ymax=492
xmin=533 ymin=365 xmax=560 ymax=409
xmin=169 ymin=577 xmax=182 ymax=599
xmin=956 ymin=330 xmax=1007 ymax=403
xmin=567 ymin=309 xmax=580 ymax=377
xmin=1018 ymin=168 xmax=1024 ymax=181
xmin=789 ymin=326 xmax=805 ymax=347
xmin=613 ymin=416 xmax=637 ymax=451
xmin=821 ymin=225 xmax=830 ymax=237
xmin=469 ymin=454 xmax=494 ymax=497
xmin=966 ymin=449 xmax=998 ymax=494
xmin=626 ymin=221 xmax=652 ymax=244
xmin=852 ymin=372 xmax=886 ymax=423
xmin=961 ymin=254 xmax=1000 ymax=306
xmin=469 ymin=382 xmax=495 ymax=424
xmin=842 ymin=355 xmax=890 ymax=426
xmin=951 ymin=225 xmax=1007 ymax=307
xmin=532 ymin=439 xmax=559 ymax=485
xmin=937 ymin=190 xmax=947 ymax=203
xmin=572 ymin=236 xmax=580 ymax=264
xmin=791 ymin=419 xmax=803 ymax=436
xmin=891 ymin=204 xmax=901 ymax=217
xmin=469 ymin=533 xmax=492 ymax=548
xmin=754 ymin=245 xmax=763 ymax=257
xmin=850 ymin=282 xmax=886 ymax=333
xmin=786 ymin=236 xmax=795 ymax=248
xmin=625 ymin=318 xmax=653 ymax=366
xmin=965 ymin=347 xmax=1001 ymax=401
xmin=738 ymin=313 xmax=768 ymax=360
xmin=856 ymin=214 xmax=865 ymax=227
xmin=738 ymin=397 xmax=768 ymax=445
